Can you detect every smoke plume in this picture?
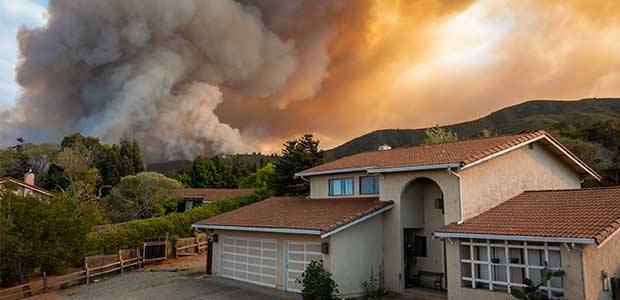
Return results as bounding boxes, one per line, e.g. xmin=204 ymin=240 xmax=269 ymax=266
xmin=2 ymin=0 xmax=620 ymax=160
xmin=1 ymin=0 xmax=343 ymax=161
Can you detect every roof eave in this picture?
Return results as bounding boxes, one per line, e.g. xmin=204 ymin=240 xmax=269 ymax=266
xmin=191 ymin=224 xmax=321 ymax=235
xmin=433 ymin=231 xmax=596 ymax=244
xmin=295 ymin=166 xmax=374 ymax=177
xmin=320 ymin=204 xmax=394 ymax=238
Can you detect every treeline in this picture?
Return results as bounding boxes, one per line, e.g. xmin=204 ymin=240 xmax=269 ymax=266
xmin=0 ymin=133 xmax=325 ymax=287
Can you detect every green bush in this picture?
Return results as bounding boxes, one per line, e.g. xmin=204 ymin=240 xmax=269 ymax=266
xmin=297 ymin=260 xmax=338 ymax=300
xmin=85 ymin=189 xmax=272 ymax=254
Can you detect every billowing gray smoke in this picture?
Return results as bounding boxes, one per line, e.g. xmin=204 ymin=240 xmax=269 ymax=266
xmin=1 ymin=0 xmax=343 ymax=161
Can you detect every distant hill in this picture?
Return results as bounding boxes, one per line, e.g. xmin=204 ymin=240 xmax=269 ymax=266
xmin=324 ymin=98 xmax=620 ymax=160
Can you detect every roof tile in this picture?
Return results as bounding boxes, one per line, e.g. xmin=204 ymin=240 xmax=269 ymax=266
xmin=436 ymin=187 xmax=620 ymax=244
xmin=195 ymin=196 xmax=393 ymax=234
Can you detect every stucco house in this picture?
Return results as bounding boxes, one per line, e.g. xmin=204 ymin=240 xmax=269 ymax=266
xmin=193 ymin=130 xmax=620 ymax=299
xmin=0 ymin=170 xmax=52 ymax=198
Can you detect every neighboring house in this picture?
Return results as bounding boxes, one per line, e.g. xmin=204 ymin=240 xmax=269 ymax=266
xmin=0 ymin=170 xmax=52 ymax=198
xmin=192 ymin=130 xmax=617 ymax=300
xmin=174 ymin=188 xmax=253 ymax=212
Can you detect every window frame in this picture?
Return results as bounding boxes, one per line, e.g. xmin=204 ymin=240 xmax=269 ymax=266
xmin=459 ymin=239 xmax=563 ymax=298
xmin=414 ymin=236 xmax=427 ymax=257
xmin=359 ymin=175 xmax=380 ymax=195
xmin=328 ymin=177 xmax=355 ymax=196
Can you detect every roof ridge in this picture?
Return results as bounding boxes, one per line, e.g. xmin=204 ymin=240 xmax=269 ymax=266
xmin=338 ymin=130 xmax=545 ymax=158
xmin=523 ymin=186 xmax=620 ymax=193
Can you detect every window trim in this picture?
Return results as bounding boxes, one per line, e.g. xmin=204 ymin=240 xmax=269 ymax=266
xmin=359 ymin=175 xmax=380 ymax=195
xmin=460 ymin=239 xmax=563 ymax=297
xmin=328 ymin=177 xmax=355 ymax=196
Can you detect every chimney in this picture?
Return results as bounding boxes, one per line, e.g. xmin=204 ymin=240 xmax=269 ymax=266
xmin=24 ymin=169 xmax=35 ymax=186
xmin=378 ymin=144 xmax=392 ymax=151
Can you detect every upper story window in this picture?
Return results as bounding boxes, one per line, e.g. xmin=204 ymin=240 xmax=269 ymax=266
xmin=329 ymin=178 xmax=354 ymax=196
xmin=360 ymin=175 xmax=380 ymax=195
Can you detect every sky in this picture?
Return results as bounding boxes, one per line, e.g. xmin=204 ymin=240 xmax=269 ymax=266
xmin=1 ymin=0 xmax=620 ymax=161
xmin=0 ymin=0 xmax=47 ymax=107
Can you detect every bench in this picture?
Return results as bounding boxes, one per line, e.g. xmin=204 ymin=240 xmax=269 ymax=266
xmin=412 ymin=271 xmax=444 ymax=290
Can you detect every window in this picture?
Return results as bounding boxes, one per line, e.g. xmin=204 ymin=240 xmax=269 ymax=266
xmin=360 ymin=176 xmax=380 ymax=195
xmin=414 ymin=236 xmax=427 ymax=257
xmin=329 ymin=178 xmax=354 ymax=196
xmin=460 ymin=239 xmax=563 ymax=298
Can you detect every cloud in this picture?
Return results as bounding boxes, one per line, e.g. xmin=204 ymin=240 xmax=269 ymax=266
xmin=0 ymin=0 xmax=46 ymax=107
xmin=2 ymin=0 xmax=620 ymax=159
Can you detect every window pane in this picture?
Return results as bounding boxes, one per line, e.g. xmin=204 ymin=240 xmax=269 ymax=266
xmin=360 ymin=176 xmax=379 ymax=195
xmin=343 ymin=178 xmax=353 ymax=195
xmin=528 ymin=249 xmax=544 ymax=266
xmin=330 ymin=179 xmax=342 ymax=195
xmin=549 ymin=250 xmax=561 ymax=268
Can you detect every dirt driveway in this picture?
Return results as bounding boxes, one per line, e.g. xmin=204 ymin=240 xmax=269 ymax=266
xmin=34 ymin=255 xmax=299 ymax=300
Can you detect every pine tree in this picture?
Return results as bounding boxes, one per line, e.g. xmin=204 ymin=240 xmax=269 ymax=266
xmin=271 ymin=134 xmax=324 ymax=196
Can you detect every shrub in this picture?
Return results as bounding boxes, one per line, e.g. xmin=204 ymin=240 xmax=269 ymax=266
xmin=85 ymin=188 xmax=272 ymax=254
xmin=510 ymin=267 xmax=564 ymax=300
xmin=297 ymin=260 xmax=338 ymax=300
xmin=360 ymin=266 xmax=387 ymax=300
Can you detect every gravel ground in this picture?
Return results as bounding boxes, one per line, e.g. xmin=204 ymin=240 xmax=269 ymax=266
xmin=34 ymin=255 xmax=299 ymax=300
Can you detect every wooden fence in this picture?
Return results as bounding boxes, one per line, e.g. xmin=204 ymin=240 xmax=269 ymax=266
xmin=174 ymin=234 xmax=208 ymax=259
xmin=0 ymin=234 xmax=180 ymax=300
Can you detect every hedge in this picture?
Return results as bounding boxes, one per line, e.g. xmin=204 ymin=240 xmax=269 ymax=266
xmin=85 ymin=189 xmax=272 ymax=254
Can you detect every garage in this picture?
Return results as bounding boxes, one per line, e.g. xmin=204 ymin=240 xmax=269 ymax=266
xmin=284 ymin=241 xmax=323 ymax=292
xmin=219 ymin=236 xmax=277 ymax=288
xmin=192 ymin=196 xmax=393 ymax=297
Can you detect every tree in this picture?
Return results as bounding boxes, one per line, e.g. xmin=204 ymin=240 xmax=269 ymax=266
xmin=0 ymin=192 xmax=97 ymax=286
xmin=54 ymin=146 xmax=101 ymax=206
xmin=177 ymin=156 xmax=238 ymax=188
xmin=102 ymin=172 xmax=182 ymax=223
xmin=19 ymin=143 xmax=60 ymax=174
xmin=424 ymin=126 xmax=458 ymax=144
xmin=239 ymin=163 xmax=275 ymax=190
xmin=271 ymin=134 xmax=324 ymax=196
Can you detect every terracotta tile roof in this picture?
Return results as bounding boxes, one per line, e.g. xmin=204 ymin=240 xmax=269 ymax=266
xmin=436 ymin=187 xmax=620 ymax=244
xmin=194 ymin=196 xmax=393 ymax=235
xmin=298 ymin=130 xmax=599 ymax=180
xmin=0 ymin=177 xmax=52 ymax=196
xmin=172 ymin=188 xmax=253 ymax=202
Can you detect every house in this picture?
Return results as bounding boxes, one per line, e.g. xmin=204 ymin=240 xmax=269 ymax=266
xmin=0 ymin=170 xmax=52 ymax=198
xmin=174 ymin=188 xmax=253 ymax=212
xmin=192 ymin=130 xmax=618 ymax=299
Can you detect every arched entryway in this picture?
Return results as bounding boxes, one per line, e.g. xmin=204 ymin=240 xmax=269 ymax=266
xmin=400 ymin=177 xmax=446 ymax=289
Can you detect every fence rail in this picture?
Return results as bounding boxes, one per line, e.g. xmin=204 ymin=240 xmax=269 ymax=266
xmin=0 ymin=233 xmax=184 ymax=300
xmin=174 ymin=234 xmax=208 ymax=259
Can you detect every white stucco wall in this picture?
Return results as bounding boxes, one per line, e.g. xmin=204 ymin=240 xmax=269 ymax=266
xmin=582 ymin=233 xmax=620 ymax=300
xmin=329 ymin=215 xmax=384 ymax=297
xmin=309 ymin=172 xmax=380 ymax=199
xmin=459 ymin=142 xmax=582 ymax=220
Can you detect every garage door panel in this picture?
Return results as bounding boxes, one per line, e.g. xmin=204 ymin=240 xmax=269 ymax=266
xmin=285 ymin=242 xmax=324 ymax=292
xmin=220 ymin=236 xmax=277 ymax=288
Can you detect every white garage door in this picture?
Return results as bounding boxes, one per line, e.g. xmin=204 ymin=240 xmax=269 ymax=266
xmin=285 ymin=241 xmax=324 ymax=292
xmin=220 ymin=236 xmax=277 ymax=288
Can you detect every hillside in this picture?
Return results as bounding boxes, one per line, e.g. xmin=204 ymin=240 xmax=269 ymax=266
xmin=324 ymin=98 xmax=620 ymax=160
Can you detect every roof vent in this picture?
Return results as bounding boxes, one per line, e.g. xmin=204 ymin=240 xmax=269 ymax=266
xmin=378 ymin=144 xmax=392 ymax=151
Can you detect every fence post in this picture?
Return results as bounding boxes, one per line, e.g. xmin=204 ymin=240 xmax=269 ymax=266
xmin=43 ymin=271 xmax=48 ymax=293
xmin=142 ymin=242 xmax=146 ymax=266
xmin=85 ymin=258 xmax=90 ymax=284
xmin=118 ymin=250 xmax=124 ymax=273
xmin=195 ymin=236 xmax=200 ymax=254
xmin=164 ymin=232 xmax=169 ymax=261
